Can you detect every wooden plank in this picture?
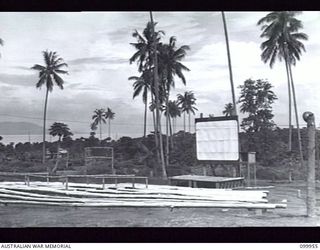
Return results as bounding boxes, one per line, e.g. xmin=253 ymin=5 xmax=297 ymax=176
xmin=0 ymin=199 xmax=287 ymax=209
xmin=0 ymin=187 xmax=269 ymax=203
xmin=0 ymin=182 xmax=269 ymax=200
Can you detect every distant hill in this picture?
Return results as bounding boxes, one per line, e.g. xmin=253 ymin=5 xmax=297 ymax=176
xmin=0 ymin=122 xmax=42 ymax=135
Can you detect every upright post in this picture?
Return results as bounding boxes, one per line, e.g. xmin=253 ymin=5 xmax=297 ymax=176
xmin=111 ymin=148 xmax=115 ymax=174
xmin=247 ymin=162 xmax=251 ymax=187
xmin=65 ymin=177 xmax=69 ymax=190
xmin=303 ymin=112 xmax=316 ymax=217
xmin=66 ymin=153 xmax=69 ymax=169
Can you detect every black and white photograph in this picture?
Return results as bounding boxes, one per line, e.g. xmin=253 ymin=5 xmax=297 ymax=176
xmin=0 ymin=10 xmax=319 ymax=229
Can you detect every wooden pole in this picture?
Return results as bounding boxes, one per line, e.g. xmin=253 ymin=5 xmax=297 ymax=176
xmin=304 ymin=112 xmax=316 ymax=217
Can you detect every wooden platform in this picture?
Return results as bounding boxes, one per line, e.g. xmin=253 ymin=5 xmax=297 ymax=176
xmin=169 ymin=175 xmax=245 ymax=188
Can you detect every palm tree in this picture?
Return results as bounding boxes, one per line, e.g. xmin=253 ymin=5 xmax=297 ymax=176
xmin=221 ymin=12 xmax=237 ymax=116
xmin=177 ymin=93 xmax=187 ymax=132
xmin=105 ymin=107 xmax=115 ymax=139
xmin=149 ymin=11 xmax=167 ymax=179
xmin=164 ymin=100 xmax=181 ymax=134
xmin=258 ymin=11 xmax=308 ymax=165
xmin=177 ymin=91 xmax=198 ymax=132
xmin=130 ymin=21 xmax=164 ymax=169
xmin=163 ymin=100 xmax=181 ymax=149
xmin=49 ymin=122 xmax=73 ymax=174
xmin=129 ymin=72 xmax=151 ymax=137
xmin=185 ymin=93 xmax=198 ymax=133
xmin=158 ymin=36 xmax=190 ymax=167
xmin=91 ymin=108 xmax=107 ymax=141
xmin=223 ymin=103 xmax=234 ymax=116
xmin=130 ymin=22 xmax=164 ymax=73
xmin=31 ymin=50 xmax=68 ymax=166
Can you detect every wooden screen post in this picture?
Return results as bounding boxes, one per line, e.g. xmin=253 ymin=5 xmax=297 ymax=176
xmin=247 ymin=162 xmax=250 ymax=187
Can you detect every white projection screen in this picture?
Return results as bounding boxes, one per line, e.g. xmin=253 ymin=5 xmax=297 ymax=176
xmin=196 ymin=118 xmax=239 ymax=161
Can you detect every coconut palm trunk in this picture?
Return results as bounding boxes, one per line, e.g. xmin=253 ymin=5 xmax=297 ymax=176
xmin=150 ymin=11 xmax=167 ymax=179
xmin=288 ymin=62 xmax=304 ymax=168
xmin=284 ymin=48 xmax=293 ymax=151
xmin=222 ymin=11 xmax=237 ymax=115
xmin=183 ymin=112 xmax=186 ymax=132
xmin=188 ymin=113 xmax=191 ymax=133
xmin=108 ymin=118 xmax=111 ymax=138
xmin=99 ymin=121 xmax=102 ymax=141
xmin=169 ymin=115 xmax=174 ymax=148
xmin=166 ymin=95 xmax=169 ymax=167
xmin=151 ymin=93 xmax=160 ymax=163
xmin=42 ymin=88 xmax=49 ymax=168
xmin=143 ymin=95 xmax=148 ymax=137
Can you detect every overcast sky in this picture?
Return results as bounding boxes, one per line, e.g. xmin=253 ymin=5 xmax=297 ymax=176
xmin=0 ymin=11 xmax=319 ymax=140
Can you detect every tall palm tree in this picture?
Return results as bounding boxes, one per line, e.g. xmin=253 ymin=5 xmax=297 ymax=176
xmin=130 ymin=21 xmax=164 ymax=167
xmin=31 ymin=50 xmax=68 ymax=166
xmin=177 ymin=91 xmax=198 ymax=133
xmin=221 ymin=12 xmax=237 ymax=116
xmin=158 ymin=36 xmax=190 ymax=167
xmin=105 ymin=107 xmax=115 ymax=139
xmin=223 ymin=103 xmax=234 ymax=116
xmin=49 ymin=122 xmax=73 ymax=174
xmin=91 ymin=108 xmax=107 ymax=141
xmin=258 ymin=11 xmax=308 ymax=165
xmin=149 ymin=11 xmax=167 ymax=179
xmin=129 ymin=72 xmax=151 ymax=138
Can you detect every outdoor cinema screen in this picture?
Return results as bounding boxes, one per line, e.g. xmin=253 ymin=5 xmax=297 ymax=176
xmin=195 ymin=117 xmax=239 ymax=161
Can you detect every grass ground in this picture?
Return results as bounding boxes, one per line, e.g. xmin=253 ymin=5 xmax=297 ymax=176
xmin=0 ymin=180 xmax=319 ymax=227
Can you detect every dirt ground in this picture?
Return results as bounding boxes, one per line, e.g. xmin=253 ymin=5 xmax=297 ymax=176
xmin=0 ymin=180 xmax=319 ymax=227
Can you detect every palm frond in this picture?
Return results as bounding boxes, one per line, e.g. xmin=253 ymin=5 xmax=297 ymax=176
xmin=31 ymin=64 xmax=46 ymax=71
xmin=35 ymin=73 xmax=46 ymax=88
xmin=52 ymin=72 xmax=64 ymax=89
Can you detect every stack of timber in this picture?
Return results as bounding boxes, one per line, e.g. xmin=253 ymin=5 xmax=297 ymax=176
xmin=0 ymin=181 xmax=286 ymax=209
